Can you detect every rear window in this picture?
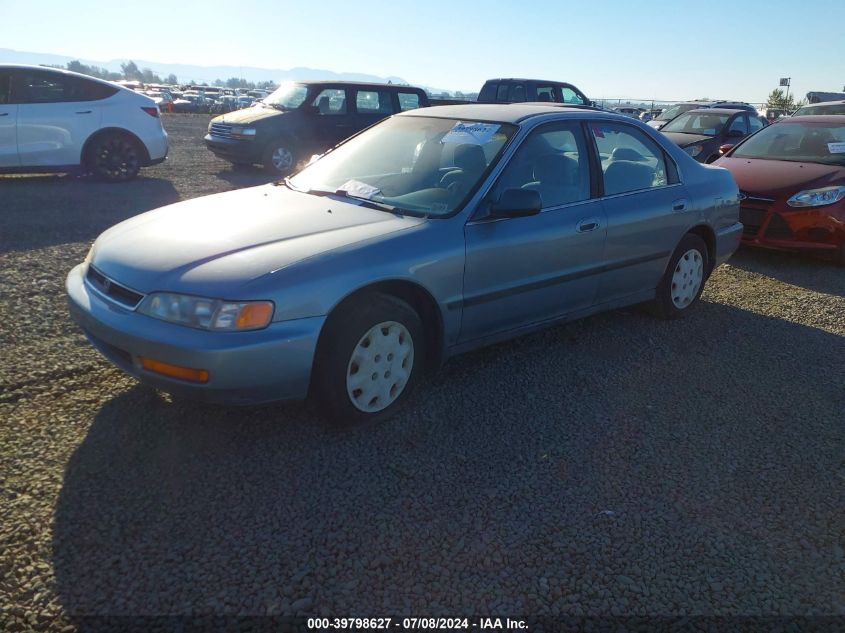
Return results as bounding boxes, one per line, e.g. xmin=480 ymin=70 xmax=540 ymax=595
xmin=795 ymin=104 xmax=845 ymax=116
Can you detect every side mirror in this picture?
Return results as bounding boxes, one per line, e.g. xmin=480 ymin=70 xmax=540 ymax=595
xmin=727 ymin=129 xmax=746 ymax=138
xmin=719 ymin=143 xmax=735 ymax=155
xmin=489 ymin=188 xmax=542 ymax=218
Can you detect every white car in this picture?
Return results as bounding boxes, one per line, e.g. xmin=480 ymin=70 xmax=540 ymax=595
xmin=0 ymin=64 xmax=168 ymax=182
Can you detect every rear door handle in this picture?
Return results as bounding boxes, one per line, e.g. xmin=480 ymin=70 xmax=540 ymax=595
xmin=75 ymin=110 xmax=92 ymax=114
xmin=672 ymin=198 xmax=688 ymax=212
xmin=0 ymin=112 xmax=8 ymax=117
xmin=577 ymin=218 xmax=600 ymax=233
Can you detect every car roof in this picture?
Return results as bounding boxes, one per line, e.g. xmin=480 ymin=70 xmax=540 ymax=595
xmin=780 ymin=115 xmax=845 ymax=123
xmin=682 ymin=108 xmax=750 ymax=115
xmin=400 ymin=103 xmax=620 ymax=124
xmin=483 ymin=78 xmax=577 ymax=85
xmin=289 ymin=80 xmax=422 ymax=90
xmin=798 ymin=100 xmax=845 ymax=106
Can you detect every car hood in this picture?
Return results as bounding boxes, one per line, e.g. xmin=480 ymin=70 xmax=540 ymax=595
xmin=213 ymin=105 xmax=281 ymax=124
xmin=91 ymin=185 xmax=424 ymax=297
xmin=714 ymin=157 xmax=845 ymax=199
xmin=660 ymin=132 xmax=714 ymax=147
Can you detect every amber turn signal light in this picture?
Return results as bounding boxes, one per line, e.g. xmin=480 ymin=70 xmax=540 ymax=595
xmin=235 ymin=302 xmax=274 ymax=330
xmin=140 ymin=357 xmax=209 ymax=383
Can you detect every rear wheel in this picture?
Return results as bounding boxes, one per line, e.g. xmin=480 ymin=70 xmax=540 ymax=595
xmin=651 ymin=234 xmax=709 ymax=319
xmin=311 ymin=293 xmax=424 ymax=426
xmin=87 ymin=133 xmax=143 ymax=182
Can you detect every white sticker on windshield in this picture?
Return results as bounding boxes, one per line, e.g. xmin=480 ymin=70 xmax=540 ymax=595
xmin=338 ymin=180 xmax=381 ymax=199
xmin=441 ymin=122 xmax=501 ymax=145
xmin=828 ymin=142 xmax=845 ymax=154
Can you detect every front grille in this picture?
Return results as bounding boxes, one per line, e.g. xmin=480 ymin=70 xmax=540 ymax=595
xmin=740 ymin=207 xmax=767 ymax=237
xmin=765 ymin=214 xmax=794 ymax=240
xmin=86 ymin=266 xmax=144 ymax=309
xmin=209 ymin=123 xmax=234 ymax=139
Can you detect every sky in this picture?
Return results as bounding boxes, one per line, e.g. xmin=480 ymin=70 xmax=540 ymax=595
xmin=1 ymin=0 xmax=843 ymax=104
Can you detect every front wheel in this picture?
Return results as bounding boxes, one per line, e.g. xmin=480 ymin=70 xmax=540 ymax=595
xmin=311 ymin=293 xmax=424 ymax=426
xmin=87 ymin=133 xmax=143 ymax=182
xmin=262 ymin=140 xmax=297 ymax=175
xmin=650 ymin=234 xmax=709 ymax=319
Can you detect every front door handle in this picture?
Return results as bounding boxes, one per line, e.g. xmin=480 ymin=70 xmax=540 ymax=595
xmin=0 ymin=112 xmax=8 ymax=117
xmin=577 ymin=218 xmax=600 ymax=233
xmin=75 ymin=110 xmax=92 ymax=114
xmin=672 ymin=198 xmax=688 ymax=212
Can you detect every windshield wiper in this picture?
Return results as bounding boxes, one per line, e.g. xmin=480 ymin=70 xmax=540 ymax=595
xmin=333 ymin=189 xmax=406 ymax=216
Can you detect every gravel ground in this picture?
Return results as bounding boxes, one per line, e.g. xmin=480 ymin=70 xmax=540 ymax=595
xmin=1 ymin=114 xmax=844 ymax=630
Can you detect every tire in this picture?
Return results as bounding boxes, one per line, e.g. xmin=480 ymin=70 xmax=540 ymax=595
xmin=311 ymin=293 xmax=424 ymax=426
xmin=262 ymin=140 xmax=297 ymax=175
xmin=86 ymin=133 xmax=143 ymax=182
xmin=650 ymin=234 xmax=709 ymax=319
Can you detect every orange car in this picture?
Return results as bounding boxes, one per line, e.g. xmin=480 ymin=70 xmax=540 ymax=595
xmin=714 ymin=115 xmax=845 ymax=264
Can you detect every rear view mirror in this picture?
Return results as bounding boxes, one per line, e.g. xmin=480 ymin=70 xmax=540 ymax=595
xmin=489 ymin=189 xmax=542 ymax=218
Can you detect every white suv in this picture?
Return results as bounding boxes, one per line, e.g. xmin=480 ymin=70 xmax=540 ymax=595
xmin=0 ymin=64 xmax=168 ymax=182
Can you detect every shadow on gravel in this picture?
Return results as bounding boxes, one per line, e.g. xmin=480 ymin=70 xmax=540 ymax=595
xmin=51 ymin=302 xmax=845 ymax=618
xmin=0 ymin=176 xmax=180 ymax=254
xmin=215 ymin=167 xmax=280 ymax=188
xmin=729 ymin=246 xmax=845 ymax=298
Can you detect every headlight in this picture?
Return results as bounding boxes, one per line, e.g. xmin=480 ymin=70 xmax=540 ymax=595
xmin=138 ymin=292 xmax=274 ymax=331
xmin=684 ymin=145 xmax=704 ymax=158
xmin=230 ymin=126 xmax=257 ymax=140
xmin=787 ymin=186 xmax=845 ymax=208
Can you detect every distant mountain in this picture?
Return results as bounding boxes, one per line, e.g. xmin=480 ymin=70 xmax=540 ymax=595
xmin=0 ymin=48 xmax=459 ymax=95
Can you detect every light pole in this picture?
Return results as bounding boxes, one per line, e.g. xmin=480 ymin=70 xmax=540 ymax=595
xmin=779 ymin=77 xmax=791 ymax=107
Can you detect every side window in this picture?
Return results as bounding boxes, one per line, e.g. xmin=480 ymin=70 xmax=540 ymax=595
xmin=560 ymin=87 xmax=584 ymax=105
xmin=12 ymin=70 xmax=67 ymax=103
xmin=589 ymin=122 xmax=670 ymax=195
xmin=748 ymin=116 xmax=764 ymax=133
xmin=355 ymin=89 xmax=392 ymax=114
xmin=496 ymin=84 xmax=509 ymax=102
xmin=0 ymin=72 xmax=9 ymax=104
xmin=73 ymin=77 xmax=118 ymax=101
xmin=536 ymin=85 xmax=556 ymax=103
xmin=397 ymin=92 xmax=420 ymax=111
xmin=510 ymin=84 xmax=526 ymax=102
xmin=312 ymin=88 xmax=347 ymax=115
xmin=728 ymin=115 xmax=749 ymax=135
xmin=492 ymin=122 xmax=591 ymax=209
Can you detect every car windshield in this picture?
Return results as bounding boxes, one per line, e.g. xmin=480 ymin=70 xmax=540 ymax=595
xmin=732 ymin=121 xmax=845 ymax=165
xmin=288 ymin=116 xmax=517 ymax=218
xmin=661 ymin=112 xmax=730 ymax=136
xmin=264 ymin=83 xmax=308 ymax=110
xmin=794 ymin=104 xmax=845 ymax=116
xmin=655 ymin=104 xmax=697 ymax=121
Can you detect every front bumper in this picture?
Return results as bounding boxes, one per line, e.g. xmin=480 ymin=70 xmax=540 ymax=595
xmin=66 ymin=264 xmax=324 ymax=405
xmin=204 ymin=134 xmax=263 ymax=163
xmin=739 ymin=204 xmax=845 ymax=253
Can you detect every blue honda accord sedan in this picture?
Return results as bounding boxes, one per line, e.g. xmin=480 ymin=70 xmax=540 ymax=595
xmin=67 ymin=104 xmax=742 ymax=423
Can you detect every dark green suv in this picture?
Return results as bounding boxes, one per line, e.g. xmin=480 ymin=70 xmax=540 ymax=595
xmin=204 ymin=81 xmax=429 ymax=174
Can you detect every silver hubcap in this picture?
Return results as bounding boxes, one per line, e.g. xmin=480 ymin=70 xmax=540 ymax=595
xmin=271 ymin=146 xmax=293 ymax=170
xmin=671 ymin=248 xmax=704 ymax=309
xmin=346 ymin=321 xmax=414 ymax=413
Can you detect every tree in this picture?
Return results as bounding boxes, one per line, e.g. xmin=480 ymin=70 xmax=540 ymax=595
xmin=120 ymin=61 xmax=141 ymax=81
xmin=766 ymin=88 xmax=799 ymax=111
xmin=140 ymin=68 xmax=162 ymax=84
xmin=165 ymin=74 xmax=178 ymax=85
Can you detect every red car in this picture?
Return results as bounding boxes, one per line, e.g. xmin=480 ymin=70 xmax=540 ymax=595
xmin=714 ymin=115 xmax=845 ymax=264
